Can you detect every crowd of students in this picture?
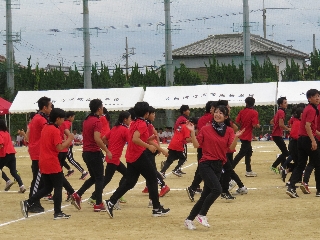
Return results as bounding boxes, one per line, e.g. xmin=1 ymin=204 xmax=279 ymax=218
xmin=1 ymin=89 xmax=319 ymax=228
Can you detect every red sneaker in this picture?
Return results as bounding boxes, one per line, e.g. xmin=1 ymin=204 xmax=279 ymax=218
xmin=94 ymin=202 xmax=107 ymax=212
xmin=159 ymin=185 xmax=170 ymax=197
xmin=142 ymin=186 xmax=149 ymax=193
xmin=300 ymin=182 xmax=311 ymax=194
xmin=71 ymin=192 xmax=81 ymax=210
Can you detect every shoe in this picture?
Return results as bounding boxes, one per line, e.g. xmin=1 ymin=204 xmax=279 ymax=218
xmin=113 ymin=199 xmax=121 ymax=210
xmin=245 ymin=171 xmax=257 ymax=177
xmin=71 ymin=192 xmax=81 ymax=210
xmin=160 ymin=161 xmax=165 ymax=169
xmin=94 ymin=202 xmax=107 ymax=212
xmin=195 ymin=215 xmax=210 ymax=228
xmin=195 ymin=187 xmax=203 ymax=194
xmin=270 ymin=166 xmax=279 ymax=174
xmin=5 ymin=180 xmax=14 ymax=191
xmin=159 ymin=185 xmax=170 ymax=197
xmin=160 ymin=172 xmax=166 ymax=179
xmin=65 ymin=169 xmax=74 ymax=177
xmin=28 ymin=204 xmax=45 ymax=213
xmin=300 ymin=182 xmax=311 ymax=194
xmin=177 ymin=169 xmax=186 ymax=174
xmin=119 ymin=196 xmax=127 ymax=203
xmin=66 ymin=192 xmax=71 ymax=202
xmin=184 ymin=219 xmax=196 ymax=230
xmin=87 ymin=197 xmax=96 ymax=206
xmin=286 ymin=187 xmax=299 ymax=198
xmin=20 ymin=200 xmax=29 ymax=218
xmin=105 ymin=200 xmax=114 ymax=218
xmin=233 ymin=186 xmax=248 ymax=195
xmin=221 ymin=192 xmax=236 ymax=200
xmin=19 ymin=185 xmax=26 ymax=193
xmin=281 ymin=169 xmax=287 ymax=183
xmin=148 ymin=200 xmax=153 ymax=208
xmin=228 ymin=180 xmax=237 ymax=191
xmin=316 ymin=191 xmax=320 ymax=197
xmin=79 ymin=171 xmax=89 ymax=180
xmin=142 ymin=186 xmax=149 ymax=193
xmin=43 ymin=194 xmax=52 ymax=200
xmin=53 ymin=212 xmax=71 ymax=220
xmin=48 ymin=195 xmax=54 ymax=202
xmin=186 ymin=187 xmax=195 ymax=202
xmin=152 ymin=205 xmax=170 ymax=217
xmin=172 ymin=170 xmax=182 ymax=177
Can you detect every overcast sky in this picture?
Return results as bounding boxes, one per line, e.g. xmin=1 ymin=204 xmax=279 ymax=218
xmin=0 ymin=0 xmax=319 ymax=70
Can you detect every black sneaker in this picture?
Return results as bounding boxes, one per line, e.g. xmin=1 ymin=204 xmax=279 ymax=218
xmin=79 ymin=172 xmax=89 ymax=180
xmin=221 ymin=192 xmax=236 ymax=200
xmin=20 ymin=200 xmax=29 ymax=218
xmin=65 ymin=169 xmax=74 ymax=177
xmin=316 ymin=191 xmax=320 ymax=197
xmin=286 ymin=187 xmax=299 ymax=198
xmin=54 ymin=212 xmax=71 ymax=220
xmin=281 ymin=169 xmax=287 ymax=183
xmin=105 ymin=200 xmax=114 ymax=219
xmin=152 ymin=205 xmax=170 ymax=217
xmin=28 ymin=204 xmax=45 ymax=213
xmin=177 ymin=169 xmax=186 ymax=174
xmin=195 ymin=187 xmax=203 ymax=194
xmin=186 ymin=187 xmax=195 ymax=202
xmin=172 ymin=170 xmax=182 ymax=177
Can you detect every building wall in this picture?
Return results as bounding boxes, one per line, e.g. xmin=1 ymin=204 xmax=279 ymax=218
xmin=173 ymin=54 xmax=305 ymax=81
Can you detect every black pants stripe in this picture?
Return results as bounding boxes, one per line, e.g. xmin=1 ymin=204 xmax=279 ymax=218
xmin=29 ymin=160 xmax=43 ymax=200
xmin=66 ymin=146 xmax=84 ymax=173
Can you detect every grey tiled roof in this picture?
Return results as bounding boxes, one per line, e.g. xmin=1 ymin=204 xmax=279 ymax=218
xmin=172 ymin=34 xmax=308 ymax=59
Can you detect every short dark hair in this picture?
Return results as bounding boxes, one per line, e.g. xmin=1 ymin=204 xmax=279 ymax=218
xmin=179 ymin=105 xmax=189 ymax=115
xmin=189 ymin=117 xmax=199 ymax=125
xmin=115 ymin=111 xmax=131 ymax=126
xmin=37 ymin=97 xmax=51 ymax=110
xmin=245 ymin=97 xmax=255 ymax=107
xmin=205 ymin=101 xmax=215 ymax=113
xmin=277 ymin=97 xmax=287 ymax=106
xmin=148 ymin=106 xmax=156 ymax=114
xmin=66 ymin=111 xmax=75 ymax=118
xmin=293 ymin=107 xmax=304 ymax=119
xmin=89 ymin=99 xmax=103 ymax=113
xmin=134 ymin=102 xmax=149 ymax=118
xmin=0 ymin=119 xmax=8 ymax=132
xmin=217 ymin=100 xmax=228 ymax=107
xmin=306 ymin=89 xmax=320 ymax=99
xmin=103 ymin=107 xmax=111 ymax=121
xmin=214 ymin=105 xmax=231 ymax=126
xmin=128 ymin=108 xmax=136 ymax=120
xmin=49 ymin=108 xmax=66 ymax=123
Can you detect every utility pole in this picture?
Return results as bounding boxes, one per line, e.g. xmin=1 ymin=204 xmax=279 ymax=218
xmin=243 ymin=0 xmax=252 ymax=83
xmin=164 ymin=0 xmax=174 ymax=127
xmin=263 ymin=0 xmax=266 ymax=38
xmin=6 ymin=0 xmax=14 ymax=94
xmin=123 ymin=37 xmax=135 ymax=79
xmin=83 ymin=0 xmax=92 ymax=89
xmin=313 ymin=34 xmax=316 ymax=54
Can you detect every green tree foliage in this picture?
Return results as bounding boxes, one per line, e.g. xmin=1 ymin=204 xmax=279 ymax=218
xmin=281 ymin=59 xmax=303 ymax=81
xmin=304 ymin=50 xmax=320 ymax=80
xmin=174 ymin=63 xmax=202 ymax=86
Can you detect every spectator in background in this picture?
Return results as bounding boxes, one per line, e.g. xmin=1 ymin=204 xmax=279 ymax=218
xmin=73 ymin=129 xmax=83 ymax=146
xmin=158 ymin=128 xmax=166 ymax=143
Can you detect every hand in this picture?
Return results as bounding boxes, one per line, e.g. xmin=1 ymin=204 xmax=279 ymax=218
xmin=106 ymin=151 xmax=112 ymax=160
xmin=235 ymin=128 xmax=245 ymax=138
xmin=68 ymin=133 xmax=75 ymax=140
xmin=311 ymin=141 xmax=317 ymax=151
xmin=287 ymin=128 xmax=291 ymax=132
xmin=162 ymin=149 xmax=169 ymax=157
xmin=148 ymin=145 xmax=157 ymax=153
xmin=185 ymin=121 xmax=195 ymax=131
xmin=256 ymin=124 xmax=261 ymax=128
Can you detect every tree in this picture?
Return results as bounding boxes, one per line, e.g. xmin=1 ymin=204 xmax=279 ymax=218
xmin=174 ymin=63 xmax=202 ymax=86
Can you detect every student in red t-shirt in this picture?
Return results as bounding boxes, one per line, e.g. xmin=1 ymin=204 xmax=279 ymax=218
xmin=286 ymin=89 xmax=320 ymax=198
xmin=71 ymin=99 xmax=112 ymax=212
xmin=87 ymin=111 xmax=131 ymax=207
xmin=0 ymin=119 xmax=26 ymax=193
xmin=20 ymin=108 xmax=74 ymax=220
xmin=232 ymin=97 xmax=260 ymax=177
xmin=186 ymin=101 xmax=216 ymax=201
xmin=270 ymin=97 xmax=291 ymax=173
xmin=184 ymin=105 xmax=244 ymax=230
xmin=27 ymin=96 xmax=52 ymax=213
xmin=105 ymin=102 xmax=170 ymax=218
xmin=142 ymin=106 xmax=170 ymax=201
xmin=62 ymin=111 xmax=89 ymax=180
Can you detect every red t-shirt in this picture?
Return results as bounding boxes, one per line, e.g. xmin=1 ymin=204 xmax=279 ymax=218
xmin=197 ymin=125 xmax=235 ymax=164
xmin=174 ymin=115 xmax=188 ymax=131
xmin=235 ymin=108 xmax=259 ymax=141
xmin=82 ymin=115 xmax=102 ymax=152
xmin=168 ymin=124 xmax=191 ymax=152
xmin=290 ymin=119 xmax=301 ymax=140
xmin=39 ymin=124 xmax=63 ymax=174
xmin=0 ymin=131 xmax=16 ymax=157
xmin=299 ymin=104 xmax=318 ymax=137
xmin=100 ymin=115 xmax=111 ymax=138
xmin=125 ymin=119 xmax=149 ymax=163
xmin=197 ymin=113 xmax=213 ymax=131
xmin=272 ymin=109 xmax=286 ymax=137
xmin=28 ymin=113 xmax=48 ymax=160
xmin=59 ymin=120 xmax=72 ymax=153
xmin=105 ymin=125 xmax=129 ymax=165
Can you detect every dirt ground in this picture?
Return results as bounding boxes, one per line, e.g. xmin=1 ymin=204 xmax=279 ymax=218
xmin=0 ymin=141 xmax=319 ymax=240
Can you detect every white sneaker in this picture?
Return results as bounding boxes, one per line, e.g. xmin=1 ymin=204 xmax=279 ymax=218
xmin=113 ymin=199 xmax=121 ymax=210
xmin=234 ymin=186 xmax=248 ymax=195
xmin=228 ymin=180 xmax=237 ymax=191
xmin=184 ymin=219 xmax=196 ymax=230
xmin=19 ymin=185 xmax=26 ymax=193
xmin=195 ymin=215 xmax=210 ymax=228
xmin=5 ymin=180 xmax=14 ymax=191
xmin=245 ymin=171 xmax=257 ymax=177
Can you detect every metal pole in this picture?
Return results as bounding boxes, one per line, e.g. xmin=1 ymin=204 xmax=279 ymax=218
xmin=125 ymin=37 xmax=129 ymax=78
xmin=6 ymin=0 xmax=14 ymax=94
xmin=243 ymin=0 xmax=252 ymax=83
xmin=263 ymin=0 xmax=266 ymax=38
xmin=313 ymin=34 xmax=316 ymax=54
xmin=83 ymin=0 xmax=92 ymax=89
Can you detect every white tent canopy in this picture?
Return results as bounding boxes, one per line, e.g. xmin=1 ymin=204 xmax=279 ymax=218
xmin=277 ymin=81 xmax=320 ymax=104
xmin=9 ymin=87 xmax=145 ymax=113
